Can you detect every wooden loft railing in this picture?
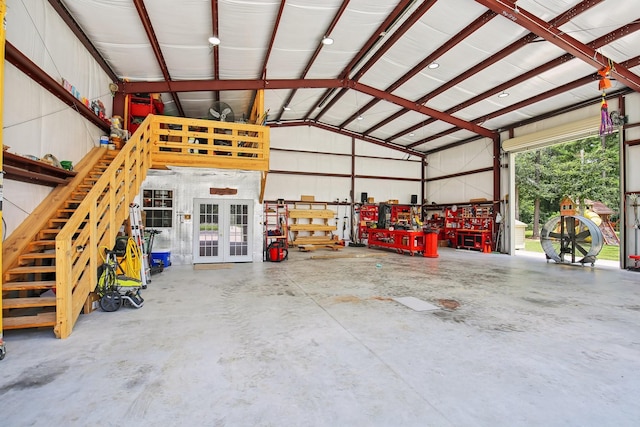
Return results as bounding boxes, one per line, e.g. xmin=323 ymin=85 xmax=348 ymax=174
xmin=149 ymin=115 xmax=269 ymax=171
xmin=2 ymin=113 xmax=270 ymax=338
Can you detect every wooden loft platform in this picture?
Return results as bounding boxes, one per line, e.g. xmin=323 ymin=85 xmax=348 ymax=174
xmin=147 ymin=115 xmax=270 ymax=172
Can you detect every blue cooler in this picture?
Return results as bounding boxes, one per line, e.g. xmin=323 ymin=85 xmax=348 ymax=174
xmin=151 ymin=251 xmax=171 ymax=267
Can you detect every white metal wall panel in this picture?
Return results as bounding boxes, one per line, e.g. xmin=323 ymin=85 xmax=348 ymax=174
xmin=3 ymin=1 xmax=113 ymax=237
xmin=141 ymin=168 xmax=263 ymax=265
xmin=265 ymin=174 xmax=350 ymax=204
xmin=426 ymin=172 xmax=494 ymax=205
xmin=271 ymin=150 xmax=351 ymax=175
xmin=271 ymin=126 xmax=351 ymax=154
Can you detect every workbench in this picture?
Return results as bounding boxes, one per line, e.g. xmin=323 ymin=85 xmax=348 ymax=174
xmin=367 ymin=228 xmax=427 ymax=256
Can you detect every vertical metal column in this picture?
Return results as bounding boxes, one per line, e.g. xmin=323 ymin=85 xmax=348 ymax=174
xmin=0 ymin=0 xmax=7 ymax=360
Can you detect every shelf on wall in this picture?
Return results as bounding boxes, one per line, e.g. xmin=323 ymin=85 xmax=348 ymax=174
xmin=3 ymin=151 xmax=77 ymax=186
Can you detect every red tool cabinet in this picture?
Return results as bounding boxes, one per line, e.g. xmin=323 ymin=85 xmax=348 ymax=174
xmin=358 ymin=204 xmax=378 ymax=242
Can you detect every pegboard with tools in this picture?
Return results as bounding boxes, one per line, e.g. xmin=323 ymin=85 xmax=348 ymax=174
xmin=444 ymin=204 xmax=495 ymax=252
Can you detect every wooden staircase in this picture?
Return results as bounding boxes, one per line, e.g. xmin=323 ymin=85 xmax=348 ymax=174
xmin=2 ymin=111 xmax=269 ymax=338
xmin=2 ymin=151 xmax=118 ymax=331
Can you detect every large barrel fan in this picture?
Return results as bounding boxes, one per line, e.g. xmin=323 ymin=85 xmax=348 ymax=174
xmin=540 ymin=215 xmax=604 ymax=266
xmin=208 ymin=101 xmax=235 ymax=122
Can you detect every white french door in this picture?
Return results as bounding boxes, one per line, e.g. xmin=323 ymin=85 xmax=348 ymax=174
xmin=193 ymin=199 xmax=253 ymax=263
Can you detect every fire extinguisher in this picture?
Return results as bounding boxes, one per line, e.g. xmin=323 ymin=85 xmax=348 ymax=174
xmin=267 ymin=241 xmax=288 ymax=262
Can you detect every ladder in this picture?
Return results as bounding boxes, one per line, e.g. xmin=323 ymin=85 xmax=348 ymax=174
xmin=129 ymin=203 xmax=150 ymax=288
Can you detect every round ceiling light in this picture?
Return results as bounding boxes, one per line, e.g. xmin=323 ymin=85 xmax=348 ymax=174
xmin=498 ymin=91 xmax=509 ymax=98
xmin=322 ymin=36 xmax=334 ymax=45
xmin=208 ymin=36 xmax=221 ymax=46
xmin=427 ymin=62 xmax=439 ymax=69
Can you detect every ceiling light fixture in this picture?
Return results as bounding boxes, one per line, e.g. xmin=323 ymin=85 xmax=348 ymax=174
xmin=498 ymin=91 xmax=509 ymax=98
xmin=427 ymin=62 xmax=439 ymax=69
xmin=356 ymin=115 xmax=363 ymax=121
xmin=208 ymin=36 xmax=220 ymax=46
xmin=409 ymin=133 xmax=415 ymax=137
xmin=283 ymin=105 xmax=291 ymax=111
xmin=321 ymin=36 xmax=334 ymax=45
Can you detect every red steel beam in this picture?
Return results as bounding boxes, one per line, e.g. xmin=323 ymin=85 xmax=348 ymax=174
xmin=5 ymin=42 xmax=110 ymax=132
xmin=260 ymin=0 xmax=287 ymax=79
xmin=274 ymin=0 xmax=351 ymax=122
xmin=351 ymin=0 xmax=437 ymax=81
xmin=48 ymin=0 xmax=119 ymax=82
xmin=339 ymin=10 xmax=497 ymax=128
xmin=447 ymin=19 xmax=640 ymax=117
xmin=393 ymin=17 xmax=640 ymax=142
xmin=408 ymin=55 xmax=640 ymax=150
xmin=121 ymin=79 xmax=346 ymax=93
xmin=303 ymin=0 xmax=414 ymax=120
xmin=351 ymin=81 xmax=495 ymax=138
xmin=133 ymin=0 xmax=184 ymax=116
xmin=475 ymin=0 xmax=640 ymax=93
xmin=313 ymin=0 xmax=436 ymax=122
xmin=368 ymin=0 xmax=603 ymax=137
xmin=211 ymin=0 xmax=220 ymax=102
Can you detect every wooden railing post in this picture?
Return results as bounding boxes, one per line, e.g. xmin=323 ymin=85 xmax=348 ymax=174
xmin=54 ymin=238 xmax=73 ymax=339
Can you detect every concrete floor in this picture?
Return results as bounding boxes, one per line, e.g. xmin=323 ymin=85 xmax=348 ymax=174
xmin=1 ymin=247 xmax=639 ymax=426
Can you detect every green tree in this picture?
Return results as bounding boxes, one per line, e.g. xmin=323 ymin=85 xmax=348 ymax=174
xmin=515 ymin=133 xmax=619 ymax=236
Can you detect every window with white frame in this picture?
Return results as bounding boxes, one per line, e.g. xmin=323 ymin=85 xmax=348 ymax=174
xmin=142 ymin=189 xmax=173 ymax=228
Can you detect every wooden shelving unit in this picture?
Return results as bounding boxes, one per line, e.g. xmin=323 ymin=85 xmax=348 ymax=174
xmin=264 ymin=202 xmax=289 ymax=255
xmin=289 ymin=202 xmax=336 ymax=246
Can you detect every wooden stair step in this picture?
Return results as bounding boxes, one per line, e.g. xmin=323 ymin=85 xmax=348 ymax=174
xmin=19 ymin=252 xmax=56 ymax=261
xmin=2 ymin=312 xmax=56 ymax=330
xmin=48 ymin=218 xmax=70 ymax=226
xmin=3 ymin=280 xmax=56 ymax=291
xmin=28 ymin=240 xmax=56 ymax=249
xmin=38 ymin=229 xmax=61 ymax=238
xmin=3 ymin=296 xmax=57 ymax=309
xmin=7 ymin=265 xmax=56 ymax=274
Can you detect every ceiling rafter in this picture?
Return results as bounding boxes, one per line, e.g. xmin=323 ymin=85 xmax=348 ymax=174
xmin=475 ymin=58 xmax=640 ymax=124
xmin=122 ymin=76 xmax=493 ymax=138
xmin=393 ymin=17 xmax=640 ymax=143
xmin=273 ymin=0 xmax=351 ymax=123
xmin=407 ymin=54 xmax=640 ymax=150
xmin=132 ymin=0 xmax=185 ymax=116
xmin=47 ymin=0 xmax=119 ymax=82
xmin=121 ymin=79 xmax=347 ymax=93
xmin=302 ymin=0 xmax=415 ymax=120
xmin=350 ymin=81 xmax=495 ymax=138
xmin=260 ymin=0 xmax=287 ymax=79
xmin=366 ymin=0 xmax=602 ymax=137
xmin=314 ymin=0 xmax=437 ymax=122
xmin=424 ymin=86 xmax=633 ymax=156
xmin=475 ymin=0 xmax=640 ymax=92
xmin=338 ymin=9 xmax=497 ymax=128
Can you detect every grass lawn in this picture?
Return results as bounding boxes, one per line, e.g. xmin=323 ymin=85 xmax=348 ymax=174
xmin=523 ymin=238 xmax=620 ymax=261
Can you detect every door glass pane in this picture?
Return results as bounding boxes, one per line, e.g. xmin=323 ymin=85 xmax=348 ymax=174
xmin=228 ymin=203 xmax=249 ymax=256
xmin=199 ymin=203 xmax=219 ymax=257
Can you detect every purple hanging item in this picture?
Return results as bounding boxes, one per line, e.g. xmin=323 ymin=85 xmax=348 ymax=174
xmin=600 ymin=98 xmax=613 ymax=136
